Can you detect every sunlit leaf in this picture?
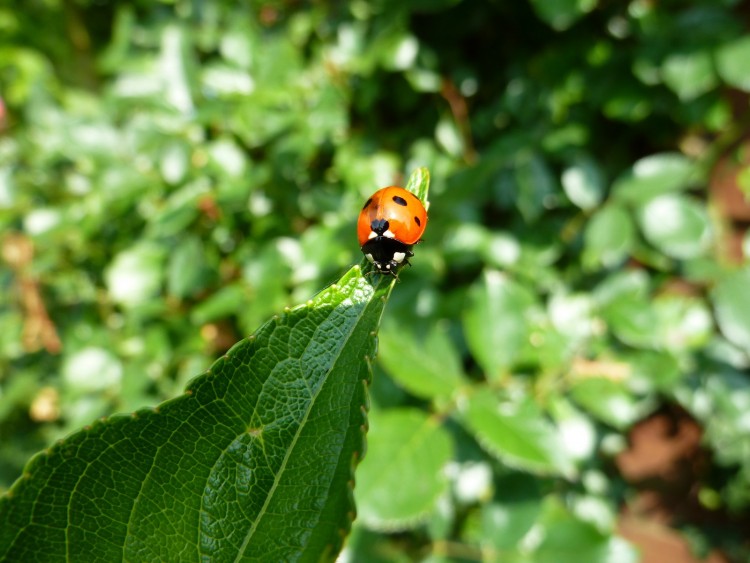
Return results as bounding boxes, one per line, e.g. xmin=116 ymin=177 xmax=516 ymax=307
xmin=712 ymin=267 xmax=750 ymax=352
xmin=529 ymin=0 xmax=598 ymax=31
xmin=0 ymin=267 xmax=393 ymax=561
xmin=661 ymin=50 xmax=717 ymax=101
xmin=377 ymin=322 xmax=466 ymax=399
xmin=612 ymin=153 xmax=695 ymax=203
xmin=562 ymin=154 xmax=605 ymax=210
xmin=534 ymin=499 xmax=638 ymax=563
xmin=716 ymin=36 xmax=750 ymax=92
xmin=637 ymin=194 xmax=711 ymax=259
xmin=570 ymin=378 xmax=642 ymax=430
xmin=463 ymin=270 xmax=536 ymax=379
xmin=515 ymin=153 xmax=556 ymax=222
xmin=461 ymin=389 xmax=574 ymax=476
xmin=355 ymin=408 xmax=452 ymax=530
xmin=583 ymin=204 xmax=634 ymax=269
xmin=105 ymin=243 xmax=166 ymax=307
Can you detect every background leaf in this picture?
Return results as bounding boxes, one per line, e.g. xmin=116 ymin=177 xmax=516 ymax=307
xmin=716 ymin=36 xmax=750 ymax=92
xmin=377 ymin=322 xmax=466 ymax=399
xmin=461 ymin=389 xmax=573 ymax=476
xmin=611 ymin=153 xmax=695 ymax=204
xmin=529 ymin=0 xmax=598 ymax=31
xmin=637 ymin=194 xmax=711 ymax=260
xmin=354 ymin=408 xmax=453 ymax=530
xmin=583 ymin=204 xmax=634 ymax=269
xmin=562 ymin=154 xmax=605 ymax=211
xmin=534 ymin=499 xmax=638 ymax=563
xmin=661 ymin=51 xmax=717 ymax=101
xmin=463 ymin=270 xmax=536 ymax=379
xmin=712 ymin=267 xmax=750 ymax=353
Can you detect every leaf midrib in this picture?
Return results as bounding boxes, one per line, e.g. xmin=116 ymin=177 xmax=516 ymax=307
xmin=234 ymin=279 xmax=379 ymax=561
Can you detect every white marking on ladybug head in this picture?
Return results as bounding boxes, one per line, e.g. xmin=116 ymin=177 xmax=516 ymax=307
xmin=392 ymin=252 xmax=406 ymax=263
xmin=383 ymin=230 xmax=396 ymax=239
xmin=365 ymin=253 xmax=375 ymax=263
xmin=368 ymin=231 xmax=377 ymax=240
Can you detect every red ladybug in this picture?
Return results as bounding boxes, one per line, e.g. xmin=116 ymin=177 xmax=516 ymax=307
xmin=357 ymin=186 xmax=428 ymax=276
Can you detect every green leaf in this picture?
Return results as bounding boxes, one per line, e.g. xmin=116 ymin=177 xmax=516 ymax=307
xmin=341 ymin=524 xmax=414 ymax=563
xmin=583 ymin=204 xmax=634 ymax=269
xmin=652 ymin=295 xmax=713 ymax=352
xmin=570 ymin=378 xmax=641 ymax=430
xmin=159 ymin=141 xmax=190 ymax=184
xmin=637 ymin=194 xmax=711 ymax=259
xmin=461 ymin=389 xmax=573 ymax=476
xmin=515 ymin=153 xmax=556 ymax=222
xmin=712 ymin=267 xmax=750 ymax=352
xmin=561 ymin=154 xmax=605 ymax=210
xmin=716 ymin=36 xmax=750 ymax=92
xmin=629 ymin=350 xmax=682 ymax=391
xmin=687 ymin=369 xmax=750 ymax=468
xmin=160 ymin=25 xmax=197 ymax=113
xmin=377 ymin=322 xmax=466 ymax=399
xmin=208 ymin=138 xmax=248 ymax=178
xmin=190 ymin=283 xmax=249 ymax=324
xmin=167 ymin=235 xmax=212 ymax=299
xmin=661 ymin=51 xmax=717 ymax=101
xmin=405 ymin=166 xmax=431 ymax=209
xmin=62 ymin=347 xmax=123 ymax=394
xmin=463 ymin=270 xmax=536 ymax=378
xmin=0 ymin=266 xmax=393 ymax=562
xmin=534 ymin=499 xmax=637 ymax=563
xmin=379 ymin=33 xmax=419 ymax=71
xmin=435 ymin=117 xmax=464 ymax=159
xmin=481 ymin=498 xmax=541 ymax=551
xmin=355 ymin=408 xmax=453 ymax=530
xmin=611 ymin=153 xmax=695 ymax=204
xmin=605 ymin=289 xmax=712 ymax=352
xmin=529 ymin=0 xmax=598 ymax=31
xmin=105 ymin=242 xmax=166 ymax=307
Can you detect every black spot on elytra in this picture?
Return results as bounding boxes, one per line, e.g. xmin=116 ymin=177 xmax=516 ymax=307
xmin=392 ymin=195 xmax=407 ymax=206
xmin=414 ymin=216 xmax=421 ymax=226
xmin=362 ymin=198 xmax=373 ymax=210
xmin=370 ymin=218 xmax=389 ymax=234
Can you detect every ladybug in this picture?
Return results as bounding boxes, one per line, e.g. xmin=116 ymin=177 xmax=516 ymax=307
xmin=357 ymin=186 xmax=428 ymax=276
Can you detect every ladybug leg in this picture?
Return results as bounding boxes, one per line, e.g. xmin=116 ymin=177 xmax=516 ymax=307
xmin=404 ymin=249 xmax=414 ymax=267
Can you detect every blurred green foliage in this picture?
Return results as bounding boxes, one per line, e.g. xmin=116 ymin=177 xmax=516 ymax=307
xmin=2 ymin=0 xmax=750 ymax=560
